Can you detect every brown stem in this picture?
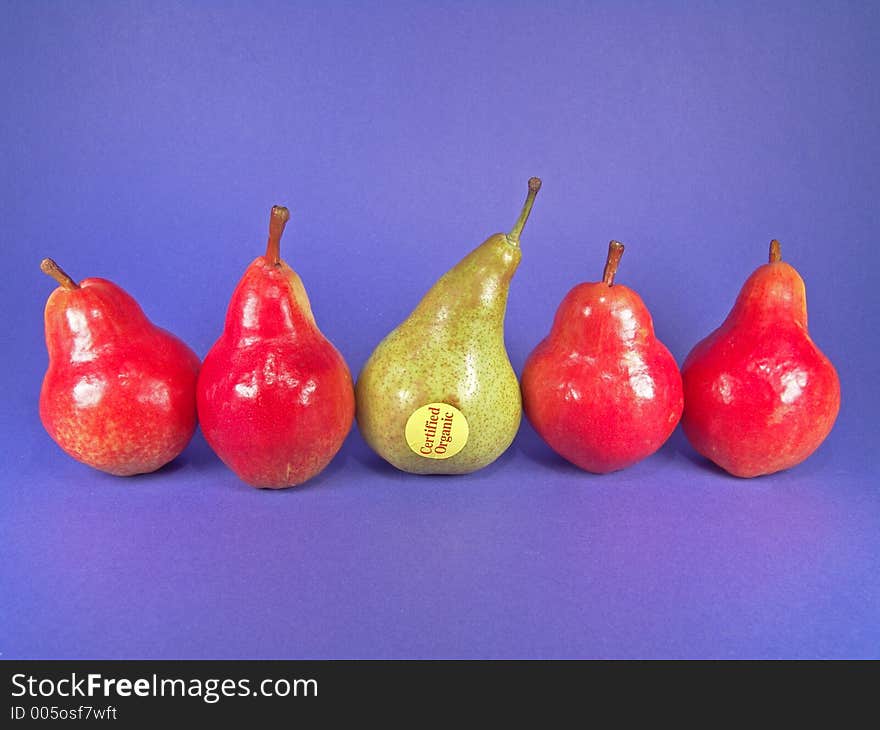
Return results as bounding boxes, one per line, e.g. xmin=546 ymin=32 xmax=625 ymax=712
xmin=602 ymin=240 xmax=625 ymax=286
xmin=769 ymin=239 xmax=782 ymax=263
xmin=507 ymin=177 xmax=542 ymax=244
xmin=264 ymin=205 xmax=291 ymax=265
xmin=40 ymin=258 xmax=79 ymax=290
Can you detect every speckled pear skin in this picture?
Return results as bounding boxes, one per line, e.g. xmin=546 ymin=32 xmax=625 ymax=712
xmin=357 ymin=178 xmax=541 ymax=475
xmin=356 ymin=233 xmax=523 ymax=474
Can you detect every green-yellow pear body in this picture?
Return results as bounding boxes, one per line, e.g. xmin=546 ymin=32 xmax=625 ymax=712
xmin=357 ymin=235 xmax=521 ymax=474
xmin=356 ymin=179 xmax=541 ymax=475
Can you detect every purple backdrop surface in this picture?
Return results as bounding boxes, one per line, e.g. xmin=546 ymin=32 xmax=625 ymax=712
xmin=1 ymin=1 xmax=878 ymax=659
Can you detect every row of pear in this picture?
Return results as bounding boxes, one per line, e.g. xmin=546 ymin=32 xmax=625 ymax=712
xmin=40 ymin=177 xmax=839 ymax=485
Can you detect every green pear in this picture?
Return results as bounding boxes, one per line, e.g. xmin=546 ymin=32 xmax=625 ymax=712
xmin=356 ymin=177 xmax=541 ymax=474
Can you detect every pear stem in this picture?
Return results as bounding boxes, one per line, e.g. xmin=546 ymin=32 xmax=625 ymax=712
xmin=769 ymin=239 xmax=782 ymax=263
xmin=602 ymin=240 xmax=625 ymax=286
xmin=40 ymin=258 xmax=79 ymax=290
xmin=264 ymin=205 xmax=291 ymax=266
xmin=507 ymin=177 xmax=542 ymax=245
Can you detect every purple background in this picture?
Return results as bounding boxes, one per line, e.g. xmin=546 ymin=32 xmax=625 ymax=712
xmin=2 ymin=1 xmax=878 ymax=659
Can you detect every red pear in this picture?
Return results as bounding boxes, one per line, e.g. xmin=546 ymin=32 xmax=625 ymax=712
xmin=681 ymin=240 xmax=840 ymax=477
xmin=522 ymin=241 xmax=683 ymax=473
xmin=197 ymin=206 xmax=355 ymax=488
xmin=39 ymin=259 xmax=200 ymax=476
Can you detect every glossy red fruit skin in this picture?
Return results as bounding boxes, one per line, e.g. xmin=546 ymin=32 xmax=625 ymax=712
xmin=522 ymin=282 xmax=684 ymax=473
xmin=40 ymin=278 xmax=200 ymax=476
xmin=681 ymin=261 xmax=840 ymax=478
xmin=197 ymin=258 xmax=355 ymax=488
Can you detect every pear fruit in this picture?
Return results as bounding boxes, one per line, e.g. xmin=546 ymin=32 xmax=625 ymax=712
xmin=522 ymin=241 xmax=684 ymax=473
xmin=197 ymin=206 xmax=355 ymax=488
xmin=39 ymin=259 xmax=200 ymax=476
xmin=681 ymin=240 xmax=840 ymax=477
xmin=356 ymin=178 xmax=541 ymax=475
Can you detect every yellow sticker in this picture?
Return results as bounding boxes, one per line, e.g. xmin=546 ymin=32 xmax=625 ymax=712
xmin=405 ymin=402 xmax=469 ymax=459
